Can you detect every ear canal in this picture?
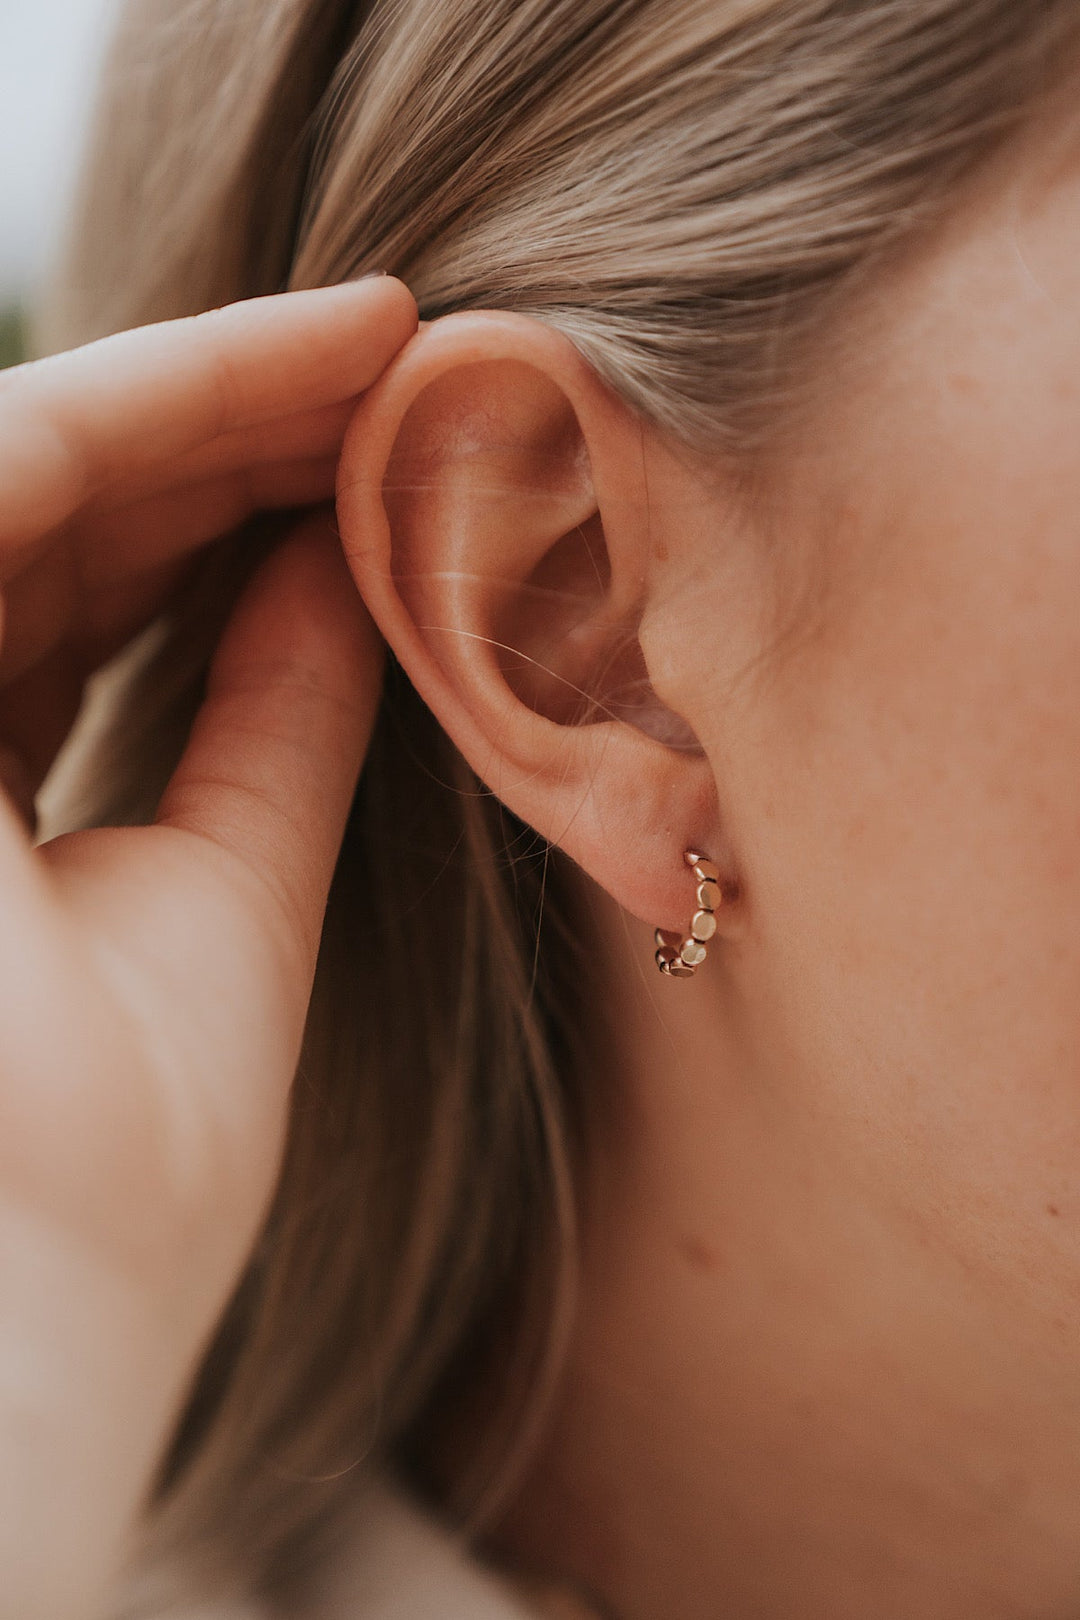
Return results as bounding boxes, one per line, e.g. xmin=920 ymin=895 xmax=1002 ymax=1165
xmin=495 ymin=509 xmax=703 ymax=752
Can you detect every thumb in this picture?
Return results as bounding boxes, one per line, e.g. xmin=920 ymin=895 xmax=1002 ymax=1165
xmin=156 ymin=512 xmax=383 ymax=977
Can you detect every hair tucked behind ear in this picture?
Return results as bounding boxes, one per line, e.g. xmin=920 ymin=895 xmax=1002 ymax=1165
xmin=43 ymin=0 xmax=1080 ymax=1611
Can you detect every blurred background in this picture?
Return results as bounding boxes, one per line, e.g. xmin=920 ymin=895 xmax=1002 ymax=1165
xmin=0 ymin=0 xmax=116 ymax=365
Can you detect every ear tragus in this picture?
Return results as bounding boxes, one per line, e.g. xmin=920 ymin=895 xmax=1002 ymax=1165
xmin=496 ymin=511 xmax=703 ymax=752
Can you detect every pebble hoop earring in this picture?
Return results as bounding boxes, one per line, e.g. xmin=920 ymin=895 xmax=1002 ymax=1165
xmin=654 ymin=851 xmax=722 ymax=978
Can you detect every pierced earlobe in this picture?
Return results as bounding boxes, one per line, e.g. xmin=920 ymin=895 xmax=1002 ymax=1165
xmin=654 ymin=851 xmax=724 ymax=978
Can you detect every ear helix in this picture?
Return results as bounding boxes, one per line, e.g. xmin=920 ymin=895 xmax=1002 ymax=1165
xmin=654 ymin=851 xmax=724 ymax=978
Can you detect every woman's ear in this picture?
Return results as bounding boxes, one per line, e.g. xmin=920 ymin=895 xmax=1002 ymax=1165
xmin=336 ymin=311 xmax=724 ymax=932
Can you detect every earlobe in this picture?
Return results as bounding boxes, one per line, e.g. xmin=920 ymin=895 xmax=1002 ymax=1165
xmin=336 ymin=312 xmax=726 ymax=935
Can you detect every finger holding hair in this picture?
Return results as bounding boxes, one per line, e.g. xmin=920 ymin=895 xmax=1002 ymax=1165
xmin=0 ymin=278 xmax=417 ymax=560
xmin=153 ymin=509 xmax=383 ymax=1001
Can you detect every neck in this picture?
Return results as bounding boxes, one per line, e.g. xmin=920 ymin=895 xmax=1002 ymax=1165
xmin=490 ymin=889 xmax=1080 ymax=1620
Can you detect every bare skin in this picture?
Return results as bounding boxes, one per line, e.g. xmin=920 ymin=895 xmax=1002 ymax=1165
xmin=335 ymin=106 xmax=1080 ymax=1619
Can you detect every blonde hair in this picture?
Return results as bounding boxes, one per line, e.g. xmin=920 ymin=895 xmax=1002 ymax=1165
xmin=48 ymin=0 xmax=1080 ymax=1611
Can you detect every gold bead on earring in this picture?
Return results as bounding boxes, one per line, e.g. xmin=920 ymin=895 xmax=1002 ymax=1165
xmin=654 ymin=850 xmax=722 ymax=978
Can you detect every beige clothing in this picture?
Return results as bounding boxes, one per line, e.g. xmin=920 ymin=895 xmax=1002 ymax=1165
xmin=177 ymin=1480 xmax=594 ymax=1620
xmin=299 ymin=1482 xmax=545 ymax=1620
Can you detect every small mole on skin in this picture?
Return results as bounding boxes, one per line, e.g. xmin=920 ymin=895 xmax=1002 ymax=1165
xmin=1047 ymin=1203 xmax=1061 ymax=1218
xmin=679 ymin=1236 xmax=724 ymax=1273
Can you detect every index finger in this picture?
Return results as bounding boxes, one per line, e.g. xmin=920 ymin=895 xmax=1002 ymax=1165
xmin=0 ymin=278 xmax=417 ymax=550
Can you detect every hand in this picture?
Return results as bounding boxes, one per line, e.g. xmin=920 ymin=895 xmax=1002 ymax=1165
xmin=0 ymin=281 xmax=416 ymax=1620
xmin=0 ymin=277 xmax=416 ymax=821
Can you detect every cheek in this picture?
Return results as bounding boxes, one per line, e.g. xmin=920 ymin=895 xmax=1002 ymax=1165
xmin=713 ymin=369 xmax=1080 ymax=1289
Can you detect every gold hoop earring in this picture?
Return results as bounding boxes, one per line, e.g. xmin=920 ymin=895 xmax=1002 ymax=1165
xmin=654 ymin=851 xmax=722 ymax=978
